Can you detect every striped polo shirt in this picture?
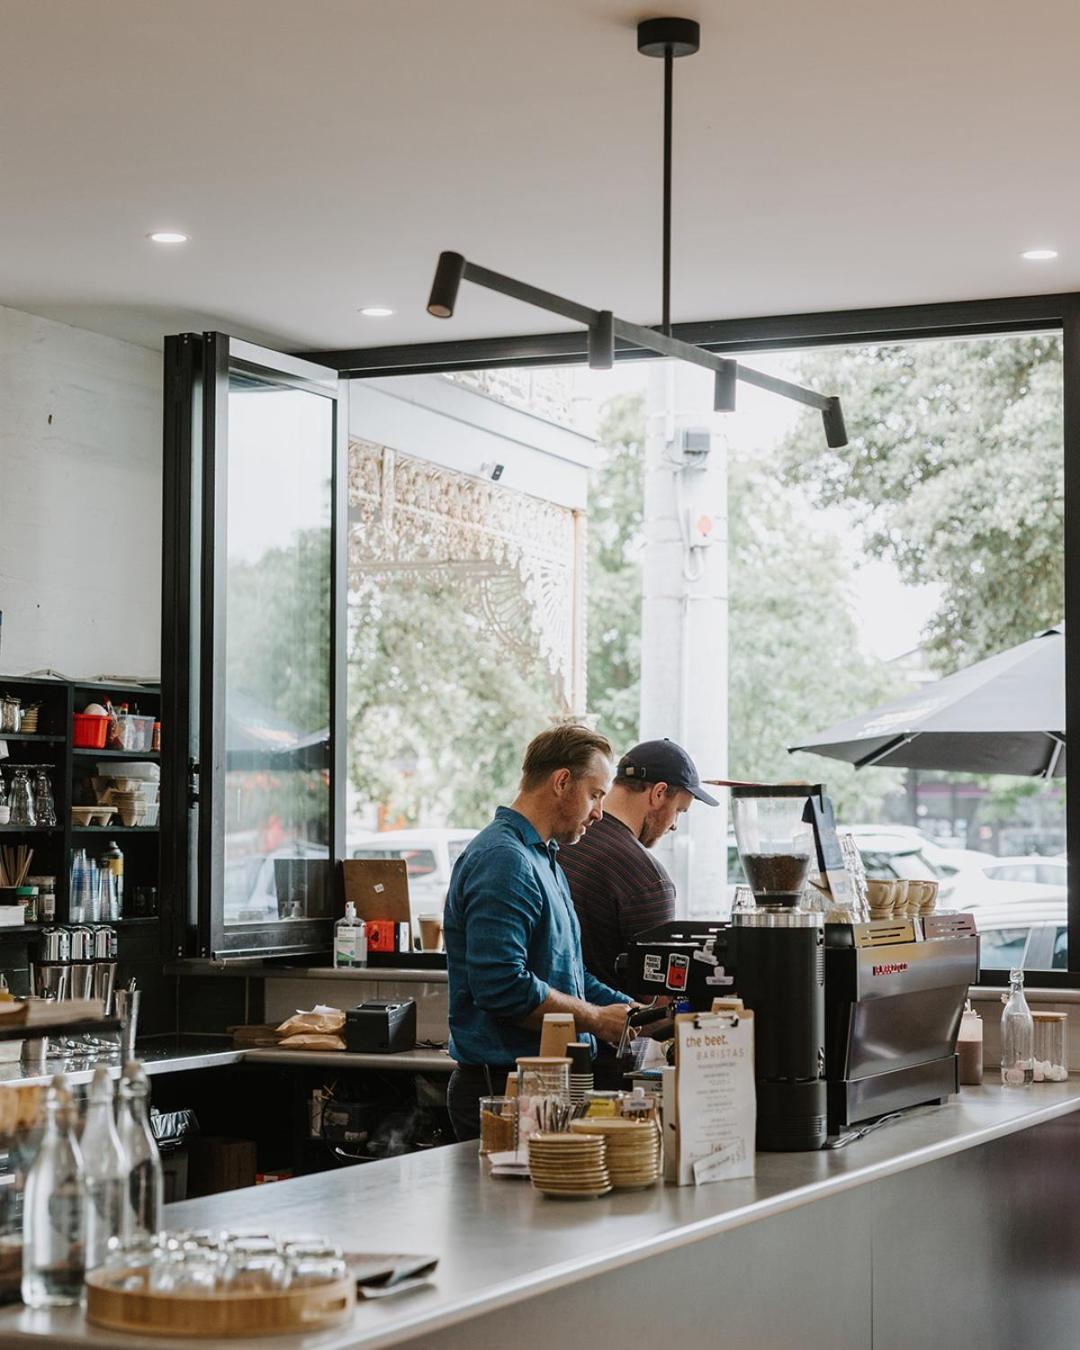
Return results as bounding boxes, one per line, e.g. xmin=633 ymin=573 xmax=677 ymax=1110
xmin=558 ymin=813 xmax=676 ymax=994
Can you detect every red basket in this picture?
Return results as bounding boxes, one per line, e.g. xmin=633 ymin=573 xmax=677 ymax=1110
xmin=73 ymin=713 xmax=109 ymax=749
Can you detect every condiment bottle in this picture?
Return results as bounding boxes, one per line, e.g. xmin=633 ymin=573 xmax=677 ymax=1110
xmin=957 ymin=1000 xmax=983 ymax=1086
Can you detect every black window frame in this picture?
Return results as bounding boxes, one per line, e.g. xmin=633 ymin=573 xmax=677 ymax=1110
xmin=320 ymin=290 xmax=1080 ymax=986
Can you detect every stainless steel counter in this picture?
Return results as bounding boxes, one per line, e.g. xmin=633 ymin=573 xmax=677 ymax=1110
xmin=0 ymin=1080 xmax=1078 ymax=1348
xmin=0 ymin=1040 xmax=245 ymax=1090
xmin=167 ymin=960 xmax=448 ymax=984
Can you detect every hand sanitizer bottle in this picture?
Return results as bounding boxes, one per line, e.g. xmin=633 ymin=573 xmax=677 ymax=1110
xmin=335 ymin=902 xmax=367 ymax=969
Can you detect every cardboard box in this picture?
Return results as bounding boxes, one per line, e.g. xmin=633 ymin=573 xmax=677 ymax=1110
xmin=187 ymin=1137 xmax=257 ymax=1197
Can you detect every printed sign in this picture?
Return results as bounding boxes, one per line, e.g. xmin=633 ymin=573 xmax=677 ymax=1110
xmin=674 ymin=1012 xmax=756 ymax=1186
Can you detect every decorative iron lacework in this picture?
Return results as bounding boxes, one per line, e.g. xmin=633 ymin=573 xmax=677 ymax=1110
xmin=348 ymin=438 xmax=586 ymax=711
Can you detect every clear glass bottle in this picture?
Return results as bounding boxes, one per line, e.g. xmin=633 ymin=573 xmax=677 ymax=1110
xmin=8 ymin=768 xmax=34 ymax=827
xmin=1001 ymin=969 xmax=1034 ymax=1086
xmin=31 ymin=767 xmax=56 ymax=828
xmin=21 ymin=1074 xmax=85 ymax=1308
xmin=116 ymin=1062 xmax=163 ymax=1242
xmin=81 ymin=1067 xmax=129 ymax=1270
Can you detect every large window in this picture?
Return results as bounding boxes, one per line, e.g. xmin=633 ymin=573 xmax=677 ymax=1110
xmin=341 ymin=307 xmax=1070 ymax=979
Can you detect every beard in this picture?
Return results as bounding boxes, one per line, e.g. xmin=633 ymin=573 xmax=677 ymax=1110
xmin=638 ymin=809 xmax=668 ymax=849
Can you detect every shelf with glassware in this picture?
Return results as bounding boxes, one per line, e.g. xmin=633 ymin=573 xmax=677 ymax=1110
xmin=0 ymin=675 xmax=161 ymax=930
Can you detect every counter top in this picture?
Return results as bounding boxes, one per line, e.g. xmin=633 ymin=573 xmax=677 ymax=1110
xmin=0 ymin=1078 xmax=1078 ymax=1349
xmin=0 ymin=1039 xmax=245 ymax=1090
xmin=244 ymin=1046 xmax=455 ymax=1073
xmin=166 ymin=960 xmax=448 ymax=984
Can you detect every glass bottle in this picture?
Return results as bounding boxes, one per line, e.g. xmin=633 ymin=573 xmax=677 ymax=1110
xmin=21 ymin=1075 xmax=85 ymax=1308
xmin=116 ymin=1062 xmax=162 ymax=1242
xmin=1001 ymin=968 xmax=1034 ymax=1086
xmin=8 ymin=768 xmax=35 ymax=827
xmin=81 ymin=1067 xmax=129 ymax=1270
xmin=31 ymin=767 xmax=56 ymax=828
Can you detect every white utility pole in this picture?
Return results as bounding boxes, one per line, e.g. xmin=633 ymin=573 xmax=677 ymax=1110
xmin=639 ymin=361 xmax=729 ymax=917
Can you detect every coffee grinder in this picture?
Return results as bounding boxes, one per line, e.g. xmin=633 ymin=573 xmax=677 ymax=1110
xmin=728 ymin=785 xmax=827 ymax=1150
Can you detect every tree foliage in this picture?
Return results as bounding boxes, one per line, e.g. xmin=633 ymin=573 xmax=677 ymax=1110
xmin=779 ymin=335 xmax=1064 ymax=672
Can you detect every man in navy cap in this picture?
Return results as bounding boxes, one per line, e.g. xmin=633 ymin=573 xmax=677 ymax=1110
xmin=558 ymin=738 xmax=719 ymax=993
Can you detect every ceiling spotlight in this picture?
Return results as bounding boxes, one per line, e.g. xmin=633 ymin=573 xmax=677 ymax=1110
xmin=359 ymin=306 xmax=394 ymax=317
xmin=147 ymin=231 xmax=188 ymax=244
xmin=1021 ymin=248 xmax=1058 ymax=261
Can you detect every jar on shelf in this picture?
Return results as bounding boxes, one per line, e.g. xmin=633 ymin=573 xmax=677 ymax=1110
xmin=1032 ymin=1012 xmax=1068 ymax=1082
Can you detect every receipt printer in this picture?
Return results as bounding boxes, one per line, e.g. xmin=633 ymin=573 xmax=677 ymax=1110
xmin=345 ymin=999 xmax=417 ymax=1054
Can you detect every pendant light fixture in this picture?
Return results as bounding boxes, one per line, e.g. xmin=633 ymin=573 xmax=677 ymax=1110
xmin=426 ymin=17 xmax=848 ymax=447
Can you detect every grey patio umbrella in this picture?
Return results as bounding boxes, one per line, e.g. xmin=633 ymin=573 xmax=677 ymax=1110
xmin=791 ymin=625 xmax=1065 ymax=779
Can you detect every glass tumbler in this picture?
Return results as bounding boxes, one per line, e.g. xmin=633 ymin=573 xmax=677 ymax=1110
xmin=221 ymin=1237 xmax=287 ymax=1291
xmin=478 ymin=1095 xmax=515 ymax=1156
xmin=283 ymin=1241 xmax=346 ymax=1288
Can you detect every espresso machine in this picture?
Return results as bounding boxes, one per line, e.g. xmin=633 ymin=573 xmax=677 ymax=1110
xmin=620 ymin=784 xmax=980 ymax=1149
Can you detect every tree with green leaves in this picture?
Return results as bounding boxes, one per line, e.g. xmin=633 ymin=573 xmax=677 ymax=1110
xmin=780 ymin=335 xmax=1064 ymax=672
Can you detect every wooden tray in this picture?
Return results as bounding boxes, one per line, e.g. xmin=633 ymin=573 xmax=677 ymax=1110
xmin=85 ymin=1269 xmax=355 ymax=1338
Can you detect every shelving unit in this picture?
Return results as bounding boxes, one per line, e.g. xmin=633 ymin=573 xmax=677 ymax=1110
xmin=0 ymin=674 xmax=161 ymax=927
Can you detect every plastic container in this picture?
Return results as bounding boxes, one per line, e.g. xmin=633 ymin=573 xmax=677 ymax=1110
xmin=1032 ymin=1012 xmax=1068 ymax=1082
xmin=73 ymin=714 xmax=109 ymax=749
xmin=514 ymin=1058 xmax=571 ymax=1148
xmin=333 ymin=903 xmax=367 ymax=968
xmin=110 ymin=716 xmax=155 ymax=752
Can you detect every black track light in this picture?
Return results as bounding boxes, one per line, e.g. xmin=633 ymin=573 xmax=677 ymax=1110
xmin=822 ymin=397 xmax=848 ymax=449
xmin=588 ymin=311 xmax=615 ymax=370
xmin=713 ymin=360 xmax=737 ymax=413
xmin=427 ymin=251 xmax=466 ymax=319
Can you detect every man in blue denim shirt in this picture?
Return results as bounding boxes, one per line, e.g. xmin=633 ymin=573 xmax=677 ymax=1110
xmin=444 ymin=724 xmax=635 ymax=1140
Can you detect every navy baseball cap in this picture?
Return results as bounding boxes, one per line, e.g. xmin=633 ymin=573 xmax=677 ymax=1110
xmin=616 ymin=739 xmax=719 ymax=807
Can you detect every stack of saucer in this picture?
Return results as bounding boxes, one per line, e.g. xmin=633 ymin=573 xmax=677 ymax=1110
xmin=569 ymin=1118 xmax=661 ymax=1189
xmin=527 ymin=1131 xmax=610 ymax=1199
xmin=566 ymin=1042 xmax=593 ymax=1106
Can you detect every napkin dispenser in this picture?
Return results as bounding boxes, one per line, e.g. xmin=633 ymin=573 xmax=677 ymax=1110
xmin=346 ymin=999 xmax=417 ymax=1054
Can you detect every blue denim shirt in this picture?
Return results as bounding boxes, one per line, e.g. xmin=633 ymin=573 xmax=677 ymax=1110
xmin=444 ymin=806 xmax=631 ymax=1066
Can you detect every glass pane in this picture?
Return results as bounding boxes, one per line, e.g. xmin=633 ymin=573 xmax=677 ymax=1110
xmin=979 ymin=927 xmax=1030 ymax=969
xmin=222 ymin=374 xmax=333 ymax=927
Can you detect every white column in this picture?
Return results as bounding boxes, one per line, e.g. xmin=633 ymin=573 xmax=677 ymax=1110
xmin=639 ymin=361 xmax=729 ymax=917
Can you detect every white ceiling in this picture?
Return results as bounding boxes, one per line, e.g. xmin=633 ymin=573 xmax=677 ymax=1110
xmin=3 ymin=0 xmax=1080 ymax=355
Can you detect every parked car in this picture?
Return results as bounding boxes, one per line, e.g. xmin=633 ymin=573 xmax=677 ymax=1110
xmin=843 ymin=824 xmax=987 ymax=881
xmin=974 ymin=901 xmax=1067 ymax=972
xmin=946 ymin=855 xmax=1067 ymax=912
xmin=347 ymin=828 xmax=477 ymax=912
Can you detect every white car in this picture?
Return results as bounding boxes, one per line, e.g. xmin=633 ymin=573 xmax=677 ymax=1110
xmin=974 ymin=900 xmax=1068 ymax=972
xmin=843 ymin=824 xmax=987 ymax=880
xmin=346 ymin=828 xmax=477 ymax=913
xmin=947 ymin=855 xmax=1067 ymax=911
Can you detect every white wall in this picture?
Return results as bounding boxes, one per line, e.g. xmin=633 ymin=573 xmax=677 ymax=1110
xmin=0 ymin=304 xmax=161 ymax=678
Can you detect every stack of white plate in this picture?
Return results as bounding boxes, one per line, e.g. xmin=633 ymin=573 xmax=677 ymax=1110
xmin=569 ymin=1118 xmax=661 ymax=1189
xmin=527 ymin=1131 xmax=610 ymax=1199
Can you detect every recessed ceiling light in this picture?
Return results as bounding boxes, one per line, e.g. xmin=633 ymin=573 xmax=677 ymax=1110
xmin=359 ymin=306 xmax=394 ymax=317
xmin=1021 ymin=248 xmax=1058 ymax=261
xmin=148 ymin=231 xmax=189 ymax=244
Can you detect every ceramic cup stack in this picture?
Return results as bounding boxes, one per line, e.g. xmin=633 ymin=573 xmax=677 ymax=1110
xmin=905 ymin=880 xmax=940 ymax=919
xmin=866 ymin=878 xmax=899 ymax=921
xmin=569 ymin=1118 xmax=661 ymax=1190
xmin=527 ymin=1131 xmax=610 ymax=1199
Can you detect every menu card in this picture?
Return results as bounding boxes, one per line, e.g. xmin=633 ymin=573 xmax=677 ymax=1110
xmin=674 ymin=1011 xmax=756 ymax=1186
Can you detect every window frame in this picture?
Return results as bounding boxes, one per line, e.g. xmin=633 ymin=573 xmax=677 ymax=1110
xmin=319 ymin=290 xmax=1080 ymax=986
